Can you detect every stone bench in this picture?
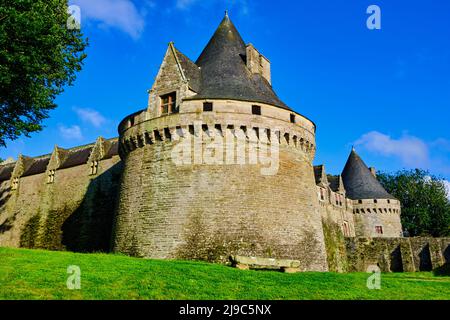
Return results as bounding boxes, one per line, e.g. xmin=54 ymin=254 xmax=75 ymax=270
xmin=229 ymin=255 xmax=301 ymax=273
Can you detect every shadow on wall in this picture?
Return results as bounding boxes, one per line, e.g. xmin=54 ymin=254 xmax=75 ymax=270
xmin=390 ymin=245 xmax=403 ymax=272
xmin=419 ymin=244 xmax=433 ymax=271
xmin=61 ymin=162 xmax=123 ymax=252
xmin=19 ymin=162 xmax=123 ymax=252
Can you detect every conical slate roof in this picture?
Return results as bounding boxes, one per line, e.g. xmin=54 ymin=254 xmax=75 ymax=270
xmin=341 ymin=149 xmax=396 ymax=200
xmin=186 ymin=14 xmax=291 ymax=110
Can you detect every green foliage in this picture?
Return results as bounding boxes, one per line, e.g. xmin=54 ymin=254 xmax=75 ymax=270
xmin=0 ymin=0 xmax=87 ymax=147
xmin=0 ymin=247 xmax=450 ymax=299
xmin=322 ymin=220 xmax=348 ymax=272
xmin=378 ymin=169 xmax=450 ymax=237
xmin=19 ymin=214 xmax=40 ymax=248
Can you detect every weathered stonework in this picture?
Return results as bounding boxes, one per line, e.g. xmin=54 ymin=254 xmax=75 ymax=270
xmin=345 ymin=237 xmax=450 ymax=272
xmin=113 ymin=99 xmax=328 ymax=271
xmin=0 ymin=13 xmax=448 ymax=273
xmin=0 ymin=139 xmax=121 ymax=252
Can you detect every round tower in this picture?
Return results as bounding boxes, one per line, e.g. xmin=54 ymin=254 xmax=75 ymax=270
xmin=112 ymin=15 xmax=329 ymax=271
xmin=342 ymin=149 xmax=403 ymax=237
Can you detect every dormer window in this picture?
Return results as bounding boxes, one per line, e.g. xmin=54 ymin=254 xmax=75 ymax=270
xmin=47 ymin=170 xmax=55 ymax=184
xmin=160 ymin=92 xmax=177 ymax=115
xmin=90 ymin=161 xmax=99 ymax=175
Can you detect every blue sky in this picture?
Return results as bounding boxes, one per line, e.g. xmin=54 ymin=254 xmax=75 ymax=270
xmin=1 ymin=0 xmax=450 ymax=184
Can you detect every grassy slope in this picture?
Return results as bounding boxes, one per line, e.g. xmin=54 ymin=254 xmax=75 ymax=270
xmin=0 ymin=247 xmax=449 ymax=300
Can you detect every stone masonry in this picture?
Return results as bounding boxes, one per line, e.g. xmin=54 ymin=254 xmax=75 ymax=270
xmin=0 ymin=13 xmax=448 ymax=272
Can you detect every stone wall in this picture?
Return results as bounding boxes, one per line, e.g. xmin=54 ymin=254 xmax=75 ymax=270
xmin=0 ymin=147 xmax=122 ymax=252
xmin=320 ymin=201 xmax=355 ymax=272
xmin=345 ymin=237 xmax=450 ymax=272
xmin=351 ymin=199 xmax=402 ymax=238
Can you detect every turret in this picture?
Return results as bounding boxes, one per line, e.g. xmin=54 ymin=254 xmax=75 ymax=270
xmin=342 ymin=148 xmax=403 ymax=238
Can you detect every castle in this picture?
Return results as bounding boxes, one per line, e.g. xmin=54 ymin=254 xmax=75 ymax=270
xmin=0 ymin=14 xmax=448 ymax=272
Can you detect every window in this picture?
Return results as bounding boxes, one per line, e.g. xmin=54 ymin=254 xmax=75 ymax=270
xmin=252 ymin=105 xmax=261 ymax=115
xmin=11 ymin=177 xmax=19 ymax=190
xmin=375 ymin=226 xmax=383 ymax=234
xmin=374 ymin=199 xmax=378 ymax=203
xmin=290 ymin=114 xmax=296 ymax=123
xmin=160 ymin=92 xmax=177 ymax=115
xmin=203 ymin=102 xmax=213 ymax=112
xmin=387 ymin=199 xmax=390 ymax=204
xmin=358 ymin=199 xmax=363 ymax=204
xmin=47 ymin=170 xmax=55 ymax=184
xmin=90 ymin=161 xmax=99 ymax=175
xmin=320 ymin=188 xmax=325 ymax=201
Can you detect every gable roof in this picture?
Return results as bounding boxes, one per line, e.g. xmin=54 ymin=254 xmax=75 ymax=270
xmin=22 ymin=156 xmax=51 ymax=177
xmin=104 ymin=139 xmax=119 ymax=159
xmin=59 ymin=146 xmax=93 ymax=169
xmin=174 ymin=47 xmax=201 ymax=93
xmin=313 ymin=165 xmax=328 ymax=186
xmin=328 ymin=175 xmax=345 ymax=193
xmin=183 ymin=14 xmax=291 ymax=111
xmin=341 ymin=149 xmax=396 ymax=200
xmin=0 ymin=163 xmax=14 ymax=181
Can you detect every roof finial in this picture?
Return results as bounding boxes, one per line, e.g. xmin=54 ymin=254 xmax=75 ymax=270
xmin=352 ymin=145 xmax=356 ymax=152
xmin=225 ymin=10 xmax=228 ymax=18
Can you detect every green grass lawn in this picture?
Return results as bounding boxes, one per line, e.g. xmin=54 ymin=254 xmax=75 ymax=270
xmin=0 ymin=247 xmax=449 ymax=300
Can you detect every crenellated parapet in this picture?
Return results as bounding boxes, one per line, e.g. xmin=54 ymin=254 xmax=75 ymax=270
xmin=118 ymin=100 xmax=317 ymax=162
xmin=352 ymin=198 xmax=401 ymax=215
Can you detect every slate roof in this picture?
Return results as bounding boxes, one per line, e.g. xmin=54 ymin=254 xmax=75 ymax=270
xmin=59 ymin=146 xmax=93 ymax=169
xmin=184 ymin=14 xmax=291 ymax=111
xmin=0 ymin=163 xmax=14 ymax=181
xmin=341 ymin=149 xmax=396 ymax=200
xmin=174 ymin=48 xmax=201 ymax=93
xmin=104 ymin=140 xmax=119 ymax=159
xmin=327 ymin=175 xmax=343 ymax=193
xmin=313 ymin=165 xmax=325 ymax=185
xmin=22 ymin=156 xmax=51 ymax=177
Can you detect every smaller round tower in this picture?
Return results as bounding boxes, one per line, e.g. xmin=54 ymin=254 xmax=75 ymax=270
xmin=342 ymin=149 xmax=403 ymax=237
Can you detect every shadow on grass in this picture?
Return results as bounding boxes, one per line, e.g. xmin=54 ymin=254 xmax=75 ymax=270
xmin=433 ymin=263 xmax=450 ymax=277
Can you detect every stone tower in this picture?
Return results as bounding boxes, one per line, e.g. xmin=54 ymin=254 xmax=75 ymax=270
xmin=112 ymin=14 xmax=329 ymax=271
xmin=342 ymin=149 xmax=403 ymax=237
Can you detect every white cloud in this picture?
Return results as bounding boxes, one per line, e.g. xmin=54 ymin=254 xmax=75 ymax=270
xmin=355 ymin=131 xmax=429 ymax=167
xmin=444 ymin=180 xmax=450 ymax=200
xmin=176 ymin=0 xmax=197 ymax=10
xmin=74 ymin=107 xmax=107 ymax=128
xmin=59 ymin=125 xmax=83 ymax=141
xmin=175 ymin=0 xmax=249 ymax=15
xmin=71 ymin=0 xmax=146 ymax=39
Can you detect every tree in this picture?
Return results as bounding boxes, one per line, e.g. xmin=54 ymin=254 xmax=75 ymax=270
xmin=378 ymin=169 xmax=450 ymax=237
xmin=0 ymin=0 xmax=87 ymax=147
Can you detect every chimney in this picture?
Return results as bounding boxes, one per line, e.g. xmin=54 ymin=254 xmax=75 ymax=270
xmin=246 ymin=44 xmax=271 ymax=84
xmin=369 ymin=167 xmax=377 ymax=178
